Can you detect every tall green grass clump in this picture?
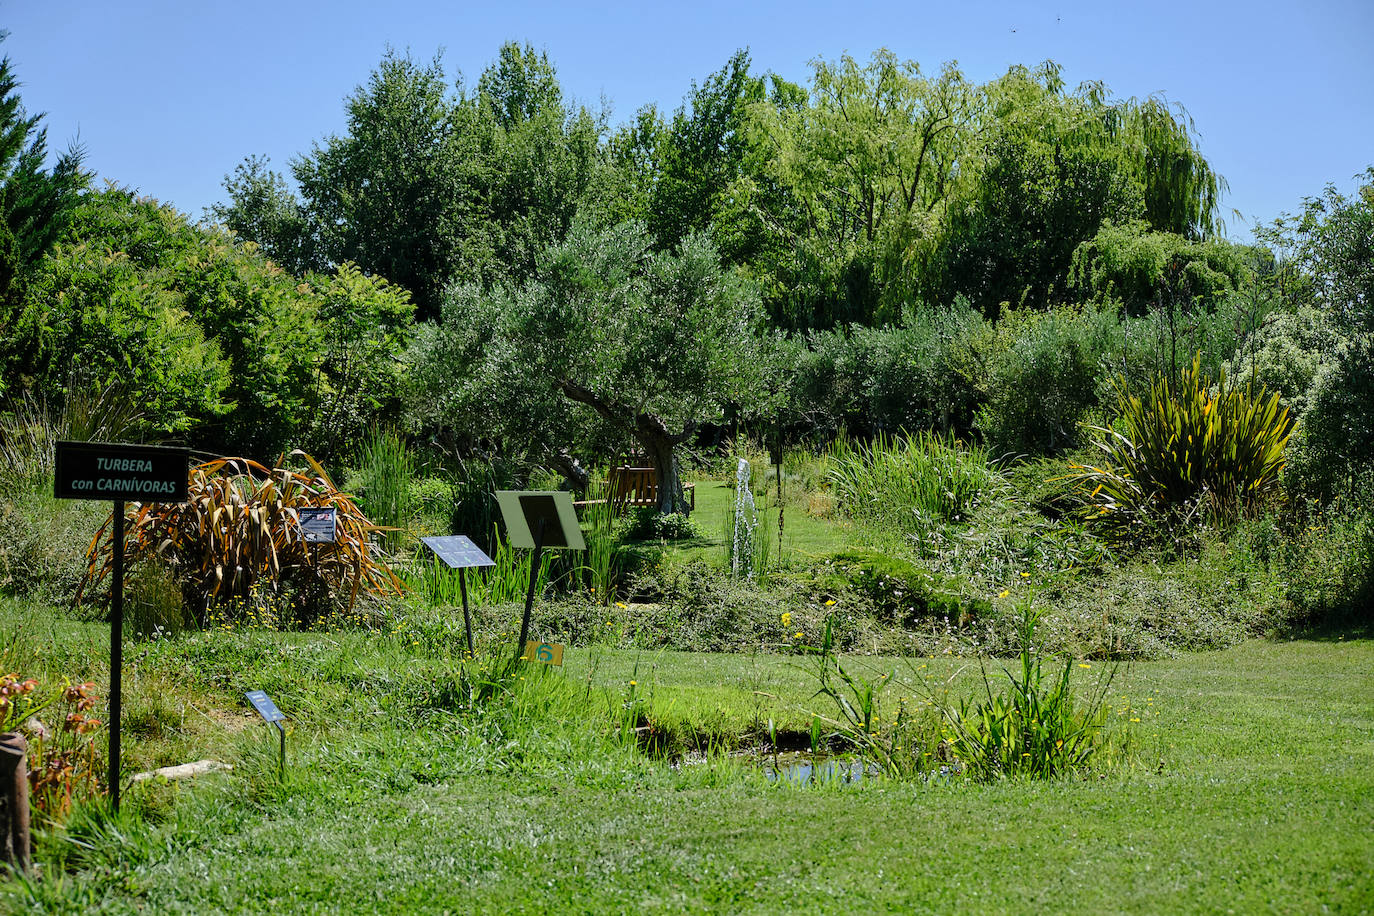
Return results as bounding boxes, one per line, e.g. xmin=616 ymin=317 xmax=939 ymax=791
xmin=826 ymin=432 xmax=999 ymax=534
xmin=402 ymin=526 xmax=553 ymax=609
xmin=927 ymin=597 xmax=1121 ymax=780
xmin=354 ymin=428 xmax=414 ymax=550
xmin=1073 ymin=353 xmax=1293 ymax=541
xmin=582 ymin=478 xmax=622 ymax=603
xmin=806 ymin=615 xmax=944 ymax=779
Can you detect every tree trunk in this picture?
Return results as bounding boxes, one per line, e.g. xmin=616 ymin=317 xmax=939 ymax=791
xmin=547 ymin=449 xmax=591 ymax=493
xmin=553 ymin=378 xmax=692 ymax=516
xmin=0 ymin=732 xmax=30 ymax=874
xmin=635 ymin=422 xmax=688 ymax=515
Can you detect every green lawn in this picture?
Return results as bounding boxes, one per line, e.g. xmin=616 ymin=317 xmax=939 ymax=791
xmin=3 ymin=594 xmax=1372 ymax=913
xmin=666 ymin=475 xmax=860 ymax=567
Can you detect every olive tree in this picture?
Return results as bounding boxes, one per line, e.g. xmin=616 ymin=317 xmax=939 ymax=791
xmin=412 ymin=220 xmax=767 ymax=512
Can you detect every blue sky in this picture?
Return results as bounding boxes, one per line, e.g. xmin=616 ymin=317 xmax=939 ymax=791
xmin=4 ymin=0 xmax=1371 ymax=241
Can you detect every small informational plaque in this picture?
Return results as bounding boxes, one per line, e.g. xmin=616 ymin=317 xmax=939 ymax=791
xmin=298 ymin=506 xmax=338 ymax=543
xmin=54 ymin=440 xmax=189 ymax=502
xmin=495 ymin=490 xmax=585 ymax=551
xmin=244 ymin=690 xmax=287 ymax=724
xmin=523 ymin=641 xmax=564 ymax=666
xmin=420 ymin=535 xmax=496 ymax=569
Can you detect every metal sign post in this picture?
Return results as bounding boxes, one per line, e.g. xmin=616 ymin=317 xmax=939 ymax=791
xmin=517 ymin=517 xmax=546 ymax=664
xmin=109 ymin=501 xmax=123 ymax=807
xmin=54 ymin=441 xmax=189 ymax=813
xmin=419 ymin=536 xmax=496 ymax=657
xmin=494 ymin=491 xmax=585 ymax=667
xmin=245 ymin=690 xmax=288 ymax=781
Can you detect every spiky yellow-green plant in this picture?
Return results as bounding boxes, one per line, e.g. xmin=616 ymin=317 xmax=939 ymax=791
xmin=1072 ymin=353 xmax=1293 ymax=539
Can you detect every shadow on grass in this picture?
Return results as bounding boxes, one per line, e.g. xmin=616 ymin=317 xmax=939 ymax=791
xmin=1283 ymin=599 xmax=1374 ymax=642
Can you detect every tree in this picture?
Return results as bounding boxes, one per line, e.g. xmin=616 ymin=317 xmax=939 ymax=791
xmin=471 ymin=42 xmax=604 ymax=290
xmin=7 ymin=188 xmax=329 ymax=456
xmin=929 ymin=132 xmax=1141 ymax=315
xmin=649 ymin=49 xmax=758 ymax=253
xmin=919 ymin=65 xmax=1226 ymax=317
xmin=291 ymin=50 xmax=477 ymax=321
xmin=5 ymin=189 xmax=234 ymax=435
xmin=304 ymin=263 xmax=415 ymax=463
xmin=0 ymin=38 xmax=87 ymax=378
xmin=742 ymin=50 xmax=979 ymax=327
xmin=1261 ymin=168 xmax=1374 ymax=497
xmin=413 ymin=221 xmax=767 ymax=512
xmin=208 ymin=155 xmax=316 ymax=274
xmin=1259 ymin=167 xmax=1374 ymax=334
xmin=1069 ymin=220 xmax=1253 ymax=314
xmin=215 ymin=45 xmax=604 ymax=322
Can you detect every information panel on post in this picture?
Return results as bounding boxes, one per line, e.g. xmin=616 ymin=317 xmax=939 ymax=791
xmin=420 ymin=535 xmax=496 ymax=569
xmin=244 ymin=690 xmax=288 ymax=724
xmin=298 ymin=506 xmax=338 ymax=544
xmin=494 ymin=490 xmax=586 ymax=551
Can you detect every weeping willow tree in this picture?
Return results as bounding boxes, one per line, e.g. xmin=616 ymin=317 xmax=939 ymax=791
xmin=736 ymin=53 xmax=1227 ymax=326
xmin=1130 ymin=96 xmax=1225 ymax=240
xmin=916 ymin=61 xmax=1227 ymax=316
xmin=738 ymin=50 xmax=982 ymax=329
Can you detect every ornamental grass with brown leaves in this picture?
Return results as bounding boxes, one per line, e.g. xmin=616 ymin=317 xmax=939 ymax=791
xmin=78 ymin=451 xmax=404 ymax=625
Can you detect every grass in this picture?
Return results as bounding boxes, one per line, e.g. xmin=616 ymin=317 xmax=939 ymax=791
xmin=665 ymin=476 xmax=859 ymax=568
xmin=2 ymin=594 xmax=1372 ymax=913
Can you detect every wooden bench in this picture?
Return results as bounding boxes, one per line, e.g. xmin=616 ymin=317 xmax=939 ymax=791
xmin=574 ymin=466 xmax=695 ymax=514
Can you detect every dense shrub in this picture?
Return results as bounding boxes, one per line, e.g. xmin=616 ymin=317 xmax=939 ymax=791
xmin=1223 ymin=303 xmax=1339 ymax=419
xmin=0 ymin=389 xmax=141 ymax=604
xmin=1069 ymin=220 xmax=1252 ymax=314
xmin=1265 ymin=490 xmax=1374 ymax=630
xmin=787 ymin=304 xmax=985 ymax=440
xmin=1286 ymin=334 xmax=1374 ymax=500
xmin=303 ymin=265 xmax=416 ymax=464
xmin=618 ymin=509 xmax=700 ymax=542
xmin=0 ymin=492 xmax=106 ymax=605
xmin=974 ymin=304 xmax=1117 ymax=455
xmin=624 ymin=559 xmax=794 ymax=652
xmin=822 ymin=549 xmax=990 ymax=628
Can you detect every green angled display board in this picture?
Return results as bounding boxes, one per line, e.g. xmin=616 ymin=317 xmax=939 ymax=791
xmin=495 ymin=490 xmax=585 ymax=551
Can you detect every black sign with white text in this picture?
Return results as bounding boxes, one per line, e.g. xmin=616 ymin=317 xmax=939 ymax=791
xmin=54 ymin=441 xmax=189 ymax=502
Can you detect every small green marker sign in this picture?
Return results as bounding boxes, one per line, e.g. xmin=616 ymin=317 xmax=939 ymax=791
xmin=522 ymin=641 xmax=564 ymax=666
